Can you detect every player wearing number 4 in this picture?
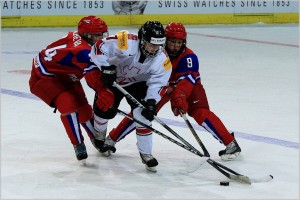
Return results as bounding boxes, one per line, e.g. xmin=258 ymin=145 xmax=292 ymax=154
xmin=29 ymin=16 xmax=110 ymax=161
xmin=103 ymin=22 xmax=241 ymax=161
xmin=89 ymin=21 xmax=172 ymax=172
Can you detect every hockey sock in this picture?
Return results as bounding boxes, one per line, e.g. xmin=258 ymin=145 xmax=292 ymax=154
xmin=109 ymin=112 xmax=136 ymax=142
xmin=190 ymin=108 xmax=234 ymax=145
xmin=133 ymin=107 xmax=153 ymax=154
xmin=78 ymin=104 xmax=96 ymax=139
xmin=81 ymin=118 xmax=96 ymax=139
xmin=61 ymin=112 xmax=84 ymax=145
xmin=93 ymin=114 xmax=108 ymax=133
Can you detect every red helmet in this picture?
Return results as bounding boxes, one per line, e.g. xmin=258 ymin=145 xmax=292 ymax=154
xmin=78 ymin=16 xmax=108 ymax=44
xmin=165 ymin=22 xmax=187 ymax=58
xmin=78 ymin=16 xmax=108 ymax=36
xmin=165 ymin=22 xmax=187 ymax=40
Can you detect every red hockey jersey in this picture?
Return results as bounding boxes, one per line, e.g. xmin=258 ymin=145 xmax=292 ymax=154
xmin=32 ymin=31 xmax=102 ymax=91
xmin=169 ymin=47 xmax=200 ymax=85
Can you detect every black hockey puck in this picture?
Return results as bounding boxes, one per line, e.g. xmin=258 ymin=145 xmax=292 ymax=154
xmin=220 ymin=181 xmax=230 ymax=186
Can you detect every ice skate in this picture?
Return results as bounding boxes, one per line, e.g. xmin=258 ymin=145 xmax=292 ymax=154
xmin=73 ymin=143 xmax=88 ymax=161
xmin=101 ymin=135 xmax=116 ymax=157
xmin=140 ymin=153 xmax=158 ymax=172
xmin=219 ymin=139 xmax=241 ymax=161
xmin=91 ymin=129 xmax=107 ymax=152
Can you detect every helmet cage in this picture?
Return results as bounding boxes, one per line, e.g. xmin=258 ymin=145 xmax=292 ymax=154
xmin=138 ymin=21 xmax=166 ymax=58
xmin=140 ymin=38 xmax=165 ymax=58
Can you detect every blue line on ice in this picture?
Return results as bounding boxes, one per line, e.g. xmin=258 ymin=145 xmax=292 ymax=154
xmin=1 ymin=88 xmax=298 ymax=149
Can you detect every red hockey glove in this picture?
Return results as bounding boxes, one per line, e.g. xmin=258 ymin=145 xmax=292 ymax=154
xmin=170 ymin=89 xmax=188 ymax=116
xmin=96 ymin=88 xmax=114 ymax=112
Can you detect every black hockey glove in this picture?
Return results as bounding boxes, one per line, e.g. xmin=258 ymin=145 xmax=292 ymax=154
xmin=101 ymin=65 xmax=117 ymax=86
xmin=141 ymin=99 xmax=157 ymax=121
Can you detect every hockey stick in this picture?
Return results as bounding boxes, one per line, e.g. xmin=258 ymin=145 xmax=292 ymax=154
xmin=206 ymin=159 xmax=273 ymax=184
xmin=113 ymin=107 xmax=206 ymax=157
xmin=179 ymin=110 xmax=210 ymax=157
xmin=179 ymin=110 xmax=210 ymax=172
xmin=178 ymin=110 xmax=242 ymax=173
xmin=112 ymin=82 xmax=273 ymax=184
xmin=115 ymin=108 xmax=273 ymax=184
xmin=177 ymin=113 xmax=273 ymax=183
xmin=179 ymin=112 xmax=274 ymax=183
xmin=113 ymin=82 xmax=204 ymax=155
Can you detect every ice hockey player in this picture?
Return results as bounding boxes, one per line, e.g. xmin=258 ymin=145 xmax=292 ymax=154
xmin=29 ymin=16 xmax=109 ymax=161
xmin=89 ymin=21 xmax=172 ymax=172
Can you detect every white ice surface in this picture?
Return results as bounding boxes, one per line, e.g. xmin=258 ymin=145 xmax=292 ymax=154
xmin=1 ymin=24 xmax=299 ymax=199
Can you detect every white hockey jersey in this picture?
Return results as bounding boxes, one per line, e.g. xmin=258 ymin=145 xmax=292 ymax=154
xmin=90 ymin=30 xmax=172 ymax=102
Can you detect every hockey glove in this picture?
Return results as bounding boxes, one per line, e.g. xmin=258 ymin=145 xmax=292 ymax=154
xmin=101 ymin=65 xmax=117 ymax=86
xmin=141 ymin=99 xmax=157 ymax=121
xmin=96 ymin=88 xmax=114 ymax=112
xmin=170 ymin=89 xmax=188 ymax=116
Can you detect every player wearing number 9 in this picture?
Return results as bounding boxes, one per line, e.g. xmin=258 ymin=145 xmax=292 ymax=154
xmin=28 ymin=16 xmax=110 ymax=161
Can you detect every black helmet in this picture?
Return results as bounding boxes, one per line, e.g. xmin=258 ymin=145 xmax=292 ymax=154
xmin=138 ymin=21 xmax=166 ymax=57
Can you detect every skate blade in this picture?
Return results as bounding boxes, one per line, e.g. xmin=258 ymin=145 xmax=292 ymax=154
xmin=102 ymin=150 xmax=112 ymax=157
xmin=145 ymin=165 xmax=157 ymax=172
xmin=221 ymin=152 xmax=240 ymax=161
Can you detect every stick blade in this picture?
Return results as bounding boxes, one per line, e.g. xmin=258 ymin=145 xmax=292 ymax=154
xmin=230 ymin=174 xmax=274 ymax=184
xmin=230 ymin=175 xmax=252 ymax=184
xmin=250 ymin=175 xmax=274 ymax=183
